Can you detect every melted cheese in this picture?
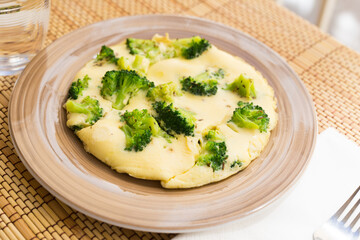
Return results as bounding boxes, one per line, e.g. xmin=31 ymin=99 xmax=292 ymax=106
xmin=66 ymin=40 xmax=278 ymax=188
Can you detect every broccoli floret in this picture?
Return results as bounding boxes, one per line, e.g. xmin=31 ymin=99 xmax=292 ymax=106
xmin=118 ymin=55 xmax=149 ymax=76
xmin=230 ymin=160 xmax=243 ymax=168
xmin=229 ymin=101 xmax=269 ymax=132
xmin=120 ymin=109 xmax=169 ymax=151
xmin=226 ymin=74 xmax=256 ymax=99
xmin=147 ymin=82 xmax=182 ymax=102
xmin=197 ymin=141 xmax=228 ymax=171
xmin=68 ymin=75 xmax=91 ymax=99
xmin=100 ymin=70 xmax=154 ymax=110
xmin=65 ymin=96 xmax=103 ymax=130
xmin=96 ymin=45 xmax=149 ymax=73
xmin=180 ymin=69 xmax=224 ymax=96
xmin=152 ymin=101 xmax=196 ymax=136
xmin=205 ymin=129 xmax=225 ymax=141
xmin=173 ymin=36 xmax=211 ymax=59
xmin=131 ymin=55 xmax=147 ymax=73
xmin=96 ymin=45 xmax=118 ymax=64
xmin=126 ymin=38 xmax=174 ymax=63
xmin=126 ymin=38 xmax=160 ymax=57
xmin=212 ymin=68 xmax=226 ymax=79
xmin=117 ymin=56 xmax=131 ymax=70
xmin=197 ymin=129 xmax=228 ymax=171
xmin=121 ymin=125 xmax=151 ymax=152
xmin=126 ymin=36 xmax=211 ymax=62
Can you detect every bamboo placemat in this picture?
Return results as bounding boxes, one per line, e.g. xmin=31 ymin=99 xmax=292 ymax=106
xmin=0 ymin=0 xmax=359 ymax=239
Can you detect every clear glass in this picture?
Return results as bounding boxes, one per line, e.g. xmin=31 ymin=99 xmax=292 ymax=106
xmin=0 ymin=0 xmax=50 ymax=76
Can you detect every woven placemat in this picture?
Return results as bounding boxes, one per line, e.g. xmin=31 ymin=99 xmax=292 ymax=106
xmin=1 ymin=0 xmax=359 ymax=239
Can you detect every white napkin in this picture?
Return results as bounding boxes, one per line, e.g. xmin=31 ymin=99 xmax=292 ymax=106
xmin=174 ymin=127 xmax=360 ymax=240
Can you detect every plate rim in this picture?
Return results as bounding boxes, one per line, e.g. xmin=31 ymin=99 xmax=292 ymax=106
xmin=9 ymin=14 xmax=317 ymax=233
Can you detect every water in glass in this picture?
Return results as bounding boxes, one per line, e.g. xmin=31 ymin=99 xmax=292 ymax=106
xmin=0 ymin=0 xmax=50 ymax=76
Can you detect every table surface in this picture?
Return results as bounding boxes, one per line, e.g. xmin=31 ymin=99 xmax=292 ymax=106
xmin=0 ymin=0 xmax=359 ymax=239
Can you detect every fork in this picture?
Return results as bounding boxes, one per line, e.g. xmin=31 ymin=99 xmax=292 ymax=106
xmin=313 ymin=186 xmax=360 ymax=240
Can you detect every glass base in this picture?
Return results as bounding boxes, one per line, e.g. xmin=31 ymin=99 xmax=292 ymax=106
xmin=0 ymin=54 xmax=32 ymax=76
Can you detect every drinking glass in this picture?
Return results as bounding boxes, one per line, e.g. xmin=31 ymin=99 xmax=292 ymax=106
xmin=0 ymin=0 xmax=50 ymax=76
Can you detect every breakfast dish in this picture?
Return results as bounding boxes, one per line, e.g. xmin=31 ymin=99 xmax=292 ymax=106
xmin=9 ymin=15 xmax=316 ymax=230
xmin=64 ymin=34 xmax=278 ymax=188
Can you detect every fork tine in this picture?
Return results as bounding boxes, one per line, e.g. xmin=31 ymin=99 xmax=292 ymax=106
xmin=333 ymin=186 xmax=360 ymax=219
xmin=349 ymin=209 xmax=360 ymax=229
xmin=343 ymin=197 xmax=360 ymax=223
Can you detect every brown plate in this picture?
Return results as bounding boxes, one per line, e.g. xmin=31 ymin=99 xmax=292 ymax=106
xmin=9 ymin=15 xmax=317 ymax=232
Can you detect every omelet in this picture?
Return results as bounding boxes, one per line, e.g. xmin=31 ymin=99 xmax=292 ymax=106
xmin=65 ymin=35 xmax=278 ymax=188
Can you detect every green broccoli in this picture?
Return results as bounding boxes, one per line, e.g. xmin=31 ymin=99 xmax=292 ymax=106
xmin=117 ymin=55 xmax=149 ymax=76
xmin=121 ymin=125 xmax=151 ymax=152
xmin=126 ymin=38 xmax=175 ymax=63
xmin=229 ymin=101 xmax=269 ymax=132
xmin=173 ymin=36 xmax=211 ymax=59
xmin=226 ymin=74 xmax=256 ymax=99
xmin=152 ymin=101 xmax=196 ymax=136
xmin=205 ymin=129 xmax=225 ymax=141
xmin=131 ymin=55 xmax=147 ymax=73
xmin=120 ymin=109 xmax=169 ymax=151
xmin=230 ymin=160 xmax=243 ymax=168
xmin=65 ymin=96 xmax=103 ymax=130
xmin=146 ymin=82 xmax=182 ymax=102
xmin=126 ymin=38 xmax=160 ymax=57
xmin=68 ymin=75 xmax=91 ymax=99
xmin=196 ymin=140 xmax=228 ymax=171
xmin=180 ymin=69 xmax=224 ymax=96
xmin=100 ymin=70 xmax=154 ymax=110
xmin=117 ymin=56 xmax=130 ymax=70
xmin=96 ymin=45 xmax=118 ymax=64
xmin=126 ymin=36 xmax=211 ymax=62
